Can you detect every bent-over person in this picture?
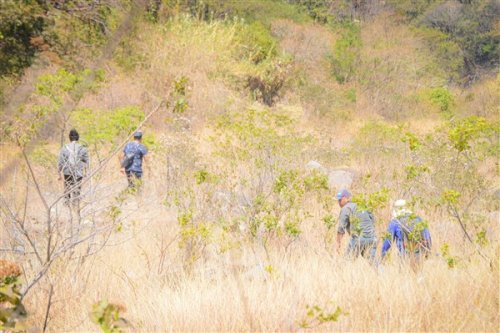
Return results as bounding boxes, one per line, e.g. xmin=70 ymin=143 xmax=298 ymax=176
xmin=336 ymin=189 xmax=377 ymax=262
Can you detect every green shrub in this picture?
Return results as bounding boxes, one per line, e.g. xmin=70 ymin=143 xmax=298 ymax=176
xmin=71 ymin=106 xmax=145 ymax=153
xmin=0 ymin=260 xmax=26 ymax=331
xmin=244 ymin=57 xmax=293 ymax=106
xmin=235 ymin=21 xmax=277 ymax=64
xmin=90 ymin=300 xmax=128 ymax=333
xmin=429 ymin=86 xmax=454 ymax=113
xmin=0 ymin=0 xmax=45 ymax=76
xmin=329 ymin=22 xmax=362 ymax=84
xmin=448 ymin=116 xmax=498 ymax=153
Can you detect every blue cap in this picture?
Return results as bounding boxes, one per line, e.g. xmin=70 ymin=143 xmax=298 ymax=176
xmin=133 ymin=130 xmax=143 ymax=138
xmin=336 ymin=189 xmax=351 ymax=200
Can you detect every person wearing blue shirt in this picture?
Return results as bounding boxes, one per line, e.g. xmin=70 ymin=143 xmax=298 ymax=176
xmin=121 ymin=131 xmax=148 ymax=189
xmin=381 ymin=199 xmax=432 ymax=260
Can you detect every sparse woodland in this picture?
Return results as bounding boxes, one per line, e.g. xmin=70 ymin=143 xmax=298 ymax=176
xmin=0 ymin=0 xmax=498 ymax=331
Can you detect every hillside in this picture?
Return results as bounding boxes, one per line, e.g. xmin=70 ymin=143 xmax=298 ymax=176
xmin=0 ymin=0 xmax=498 ymax=331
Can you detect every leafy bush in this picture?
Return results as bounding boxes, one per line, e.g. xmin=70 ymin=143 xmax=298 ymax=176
xmin=0 ymin=1 xmax=129 ymax=77
xmin=427 ymin=86 xmax=455 ymax=114
xmin=235 ymin=21 xmax=277 ymax=64
xmin=0 ymin=260 xmax=26 ymax=331
xmin=244 ymin=57 xmax=293 ymax=106
xmin=392 ymin=0 xmax=500 ymax=82
xmin=90 ymin=300 xmax=128 ymax=333
xmin=71 ymin=106 xmax=145 ymax=155
xmin=329 ymin=22 xmax=362 ymax=84
xmin=298 ymin=302 xmax=345 ymax=329
xmin=0 ymin=0 xmax=45 ymax=76
xmin=160 ymin=0 xmax=309 ymax=24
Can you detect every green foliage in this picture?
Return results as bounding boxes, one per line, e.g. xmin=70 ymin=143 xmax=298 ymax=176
xmin=29 ymin=145 xmax=57 ymax=170
xmin=213 ymin=106 xmax=308 ymax=163
xmin=388 ymin=0 xmax=439 ymax=19
xmin=273 ymin=169 xmax=305 ymax=206
xmin=177 ymin=207 xmax=212 ymax=263
xmin=424 ymin=86 xmax=455 ymax=114
xmin=0 ymin=1 xmax=130 ymax=77
xmin=299 ymin=303 xmax=345 ymax=329
xmin=289 ymin=0 xmax=333 ymax=23
xmin=36 ymin=68 xmax=83 ymax=104
xmin=402 ymin=132 xmax=421 ymax=151
xmin=322 ymin=214 xmax=336 ymax=230
xmin=440 ymin=243 xmax=458 ymax=269
xmin=395 ymin=0 xmax=499 ymax=82
xmin=405 ymin=164 xmax=430 ymax=181
xmin=0 ymin=0 xmax=45 ymax=76
xmin=171 ymin=76 xmax=190 ymax=113
xmin=354 ymin=121 xmax=402 ymax=156
xmin=161 ymin=0 xmax=310 ymax=24
xmin=303 ymin=171 xmax=329 ymax=192
xmin=235 ymin=21 xmax=277 ymax=64
xmin=90 ymin=300 xmax=128 ymax=333
xmin=194 ymin=169 xmax=217 ymax=185
xmin=475 ymin=229 xmax=489 ymax=247
xmin=71 ymin=106 xmax=144 ymax=151
xmin=448 ymin=116 xmax=497 ymax=153
xmin=108 ymin=205 xmax=122 ymax=222
xmin=407 ymin=218 xmax=429 ymax=245
xmin=441 ymin=189 xmax=461 ymax=206
xmin=414 ymin=27 xmax=463 ymax=82
xmin=4 ymin=68 xmax=87 ymax=147
xmin=329 ymin=22 xmax=362 ymax=84
xmin=353 ymin=188 xmax=390 ymax=213
xmin=243 ymin=57 xmax=293 ymax=106
xmin=0 ymin=261 xmax=26 ymax=331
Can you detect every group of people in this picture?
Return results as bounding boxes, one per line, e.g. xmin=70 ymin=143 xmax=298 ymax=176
xmin=57 ymin=129 xmax=148 ymax=208
xmin=58 ymin=129 xmax=432 ymax=263
xmin=335 ymin=189 xmax=432 ymax=263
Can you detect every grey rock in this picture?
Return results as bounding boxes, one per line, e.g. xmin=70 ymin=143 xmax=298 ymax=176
xmin=328 ymin=169 xmax=355 ymax=190
xmin=306 ymin=160 xmax=326 ymax=173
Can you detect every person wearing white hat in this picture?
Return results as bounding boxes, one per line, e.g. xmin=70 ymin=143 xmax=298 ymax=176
xmin=381 ymin=199 xmax=432 ymax=259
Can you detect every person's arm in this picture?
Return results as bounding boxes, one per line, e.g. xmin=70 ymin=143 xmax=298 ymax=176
xmin=336 ymin=232 xmax=344 ymax=253
xmin=421 ymin=227 xmax=432 ymax=252
xmin=142 ymin=145 xmax=148 ymax=167
xmin=81 ymin=147 xmax=90 ymax=176
xmin=58 ymin=147 xmax=66 ymax=180
xmin=336 ymin=206 xmax=350 ymax=253
xmin=381 ymin=222 xmax=396 ymax=258
xmin=120 ymin=145 xmax=127 ymax=174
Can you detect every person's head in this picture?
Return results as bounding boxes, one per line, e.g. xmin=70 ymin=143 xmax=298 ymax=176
xmin=392 ymin=199 xmax=411 ymax=218
xmin=133 ymin=130 xmax=143 ymax=141
xmin=336 ymin=189 xmax=351 ymax=208
xmin=69 ymin=129 xmax=79 ymax=142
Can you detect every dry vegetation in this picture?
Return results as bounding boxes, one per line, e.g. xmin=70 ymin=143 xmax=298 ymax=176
xmin=0 ymin=1 xmax=498 ymax=332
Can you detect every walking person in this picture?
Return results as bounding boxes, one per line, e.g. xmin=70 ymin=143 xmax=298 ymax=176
xmin=58 ymin=129 xmax=89 ymax=208
xmin=336 ymin=189 xmax=378 ymax=262
xmin=121 ymin=131 xmax=148 ymax=191
xmin=381 ymin=199 xmax=432 ymax=269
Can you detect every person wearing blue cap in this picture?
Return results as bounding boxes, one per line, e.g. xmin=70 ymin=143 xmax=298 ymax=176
xmin=121 ymin=130 xmax=148 ymax=190
xmin=336 ymin=189 xmax=377 ymax=261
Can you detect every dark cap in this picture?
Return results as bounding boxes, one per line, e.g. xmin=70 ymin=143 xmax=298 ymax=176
xmin=69 ymin=129 xmax=79 ymax=141
xmin=133 ymin=130 xmax=143 ymax=138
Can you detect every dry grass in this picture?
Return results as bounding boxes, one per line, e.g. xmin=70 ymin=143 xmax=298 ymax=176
xmin=24 ymin=206 xmax=498 ymax=331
